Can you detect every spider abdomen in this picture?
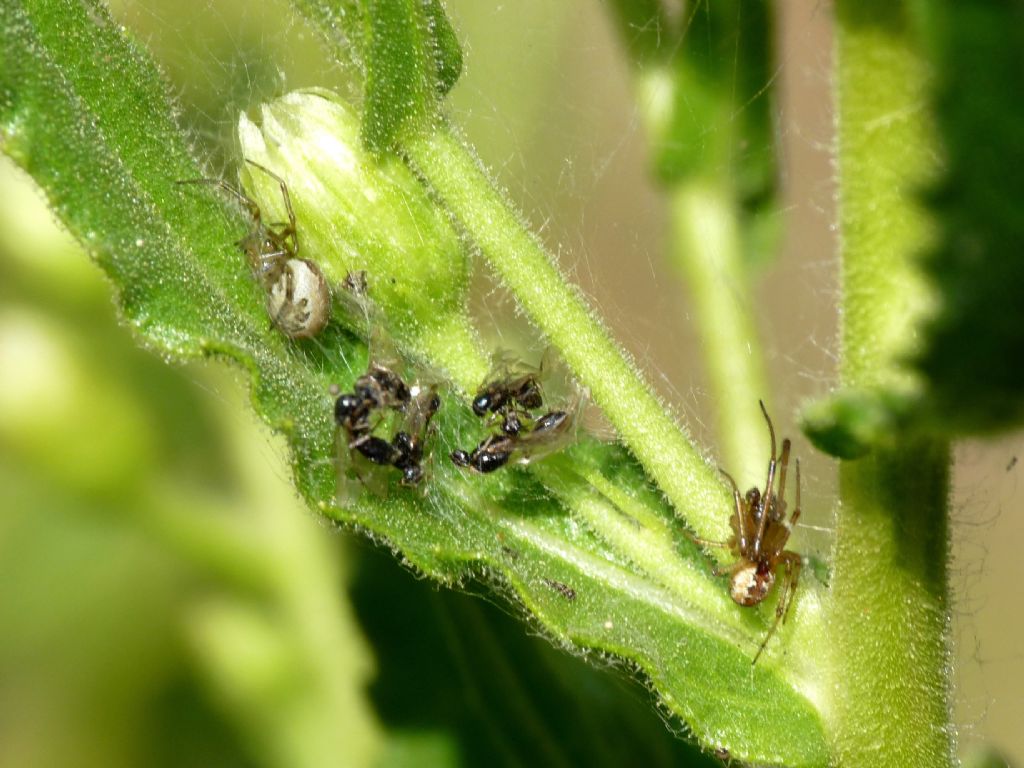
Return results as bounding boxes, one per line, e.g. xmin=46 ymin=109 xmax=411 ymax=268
xmin=730 ymin=561 xmax=775 ymax=607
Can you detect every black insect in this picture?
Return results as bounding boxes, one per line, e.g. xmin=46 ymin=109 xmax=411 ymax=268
xmin=389 ymin=388 xmax=442 ymax=485
xmin=332 ymin=272 xmax=441 ymax=494
xmin=450 ymin=409 xmax=571 ymax=473
xmin=469 ymin=351 xmax=550 ymax=436
xmin=542 ymin=578 xmax=577 ymax=601
xmin=336 ymin=371 xmax=438 ymax=489
xmin=334 ymin=365 xmax=412 ymax=436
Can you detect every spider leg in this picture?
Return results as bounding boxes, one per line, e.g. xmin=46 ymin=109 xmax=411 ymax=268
xmin=176 ymin=177 xmax=262 ymax=223
xmin=759 ymin=400 xmax=777 ymax=462
xmin=752 ymin=594 xmax=783 ymax=665
xmin=711 ymin=559 xmax=745 ymax=578
xmin=719 ymin=468 xmax=749 ymax=551
xmin=751 ymin=552 xmax=803 ymax=665
xmin=793 ymin=459 xmax=802 ymax=524
xmin=775 ymin=438 xmax=792 ymax=514
xmin=755 ymin=458 xmax=777 ymax=559
xmin=689 ymin=535 xmax=731 ymax=550
xmin=253 ymin=249 xmax=289 ymax=287
xmin=245 ymin=160 xmax=299 ymax=255
xmin=779 ymin=552 xmax=803 ymax=625
xmin=753 ymin=402 xmax=781 ymax=560
xmin=777 ymin=459 xmax=802 ymax=548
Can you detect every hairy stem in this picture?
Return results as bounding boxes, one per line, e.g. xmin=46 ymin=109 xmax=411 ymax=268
xmin=828 ymin=3 xmax=954 ymax=765
xmin=631 ymin=58 xmax=771 ymax=487
xmin=404 ymin=127 xmax=731 ymax=541
xmin=830 ymin=442 xmax=952 ymax=766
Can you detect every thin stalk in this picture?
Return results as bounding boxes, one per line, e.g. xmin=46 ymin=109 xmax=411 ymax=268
xmin=404 ymin=128 xmax=731 ymax=541
xmin=625 ymin=22 xmax=773 ymax=489
xmin=828 ymin=3 xmax=954 ymax=765
xmin=669 ymin=178 xmax=770 ymax=485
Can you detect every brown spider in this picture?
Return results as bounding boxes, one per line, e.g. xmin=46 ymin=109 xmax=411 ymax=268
xmin=698 ymin=401 xmax=803 ymax=664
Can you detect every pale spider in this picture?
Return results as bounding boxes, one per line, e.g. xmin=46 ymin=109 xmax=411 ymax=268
xmin=698 ymin=401 xmax=803 ymax=664
xmin=178 ymin=160 xmax=330 ymax=338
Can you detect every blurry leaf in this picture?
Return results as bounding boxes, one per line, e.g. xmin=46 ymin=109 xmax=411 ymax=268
xmin=0 ymin=0 xmax=339 ymax=503
xmin=602 ymin=0 xmax=670 ymax=65
xmin=804 ymin=1 xmax=1024 ymax=454
xmin=0 ymin=2 xmax=829 ymax=763
xmin=378 ymin=731 xmax=460 ymax=768
xmin=962 ymin=746 xmax=1015 ymax=768
xmin=352 ymin=544 xmax=721 ymax=768
xmin=801 ymin=388 xmax=914 ymax=459
xmin=657 ymin=0 xmax=778 ymax=254
xmin=604 ymin=0 xmax=779 ymax=246
xmin=289 ymin=0 xmax=463 ymax=150
xmin=0 ymin=156 xmax=383 ymax=768
xmin=0 ymin=466 xmax=252 ymax=768
xmin=911 ymin=0 xmax=1024 ymax=435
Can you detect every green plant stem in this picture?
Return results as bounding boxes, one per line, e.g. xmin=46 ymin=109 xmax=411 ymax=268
xmin=828 ymin=4 xmax=954 ymax=765
xmin=631 ymin=61 xmax=771 ymax=488
xmin=404 ymin=127 xmax=731 ymax=541
xmin=830 ymin=443 xmax=952 ymax=766
xmin=669 ymin=179 xmax=770 ymax=485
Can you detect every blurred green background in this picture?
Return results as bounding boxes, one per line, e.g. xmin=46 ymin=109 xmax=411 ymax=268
xmin=0 ymin=1 xmax=1020 ymax=765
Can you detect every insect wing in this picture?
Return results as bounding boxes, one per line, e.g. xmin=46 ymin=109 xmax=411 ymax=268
xmin=483 ymin=349 xmax=540 ymax=389
xmin=512 ymin=410 xmax=573 ymax=465
xmin=335 ymin=422 xmax=364 ymax=508
xmin=403 ymin=385 xmax=441 ymax=437
xmin=514 ymin=383 xmax=588 ymax=464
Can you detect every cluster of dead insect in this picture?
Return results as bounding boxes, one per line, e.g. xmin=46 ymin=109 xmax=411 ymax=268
xmin=178 ymin=160 xmax=331 ymax=339
xmin=334 ymin=371 xmax=440 ymax=488
xmin=450 ymin=351 xmax=577 ymax=474
xmin=333 ymin=340 xmax=579 ymax=495
xmin=328 ymin=273 xmax=441 ymax=497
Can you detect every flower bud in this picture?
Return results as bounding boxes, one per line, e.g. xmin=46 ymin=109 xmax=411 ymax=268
xmin=238 ymin=89 xmax=485 ymax=388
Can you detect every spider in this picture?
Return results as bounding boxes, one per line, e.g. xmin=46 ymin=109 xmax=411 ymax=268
xmin=178 ymin=160 xmax=330 ymax=338
xmin=698 ymin=401 xmax=803 ymax=664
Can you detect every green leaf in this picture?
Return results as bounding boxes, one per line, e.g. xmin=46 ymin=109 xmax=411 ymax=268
xmin=911 ymin=0 xmax=1024 ymax=435
xmin=353 ymin=544 xmax=721 ymax=768
xmin=658 ymin=1 xmax=776 ymax=223
xmin=288 ymin=0 xmax=463 ymax=151
xmin=804 ymin=0 xmax=1024 ymax=453
xmin=801 ymin=388 xmax=913 ymax=460
xmin=1 ymin=1 xmax=829 ymax=763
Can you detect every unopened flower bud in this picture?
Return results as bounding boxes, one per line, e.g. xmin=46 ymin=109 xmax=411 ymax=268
xmin=238 ymin=89 xmax=484 ymax=387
